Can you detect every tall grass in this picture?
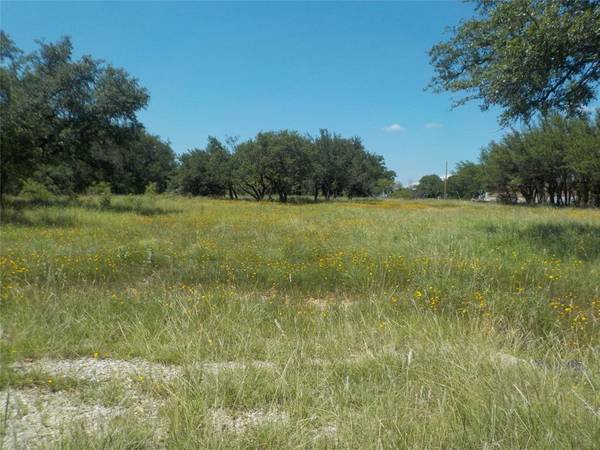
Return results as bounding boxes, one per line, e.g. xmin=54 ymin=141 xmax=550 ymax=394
xmin=1 ymin=197 xmax=599 ymax=448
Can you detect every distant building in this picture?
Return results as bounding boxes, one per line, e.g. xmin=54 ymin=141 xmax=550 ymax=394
xmin=476 ymin=192 xmax=526 ymax=203
xmin=482 ymin=192 xmax=498 ymax=202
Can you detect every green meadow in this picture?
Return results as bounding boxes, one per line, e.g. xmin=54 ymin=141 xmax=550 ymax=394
xmin=1 ymin=197 xmax=599 ymax=449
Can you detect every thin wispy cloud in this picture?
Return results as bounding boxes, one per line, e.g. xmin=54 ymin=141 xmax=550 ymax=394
xmin=382 ymin=123 xmax=405 ymax=133
xmin=424 ymin=122 xmax=443 ymax=129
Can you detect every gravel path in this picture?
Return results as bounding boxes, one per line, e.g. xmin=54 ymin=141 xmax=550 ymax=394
xmin=2 ymin=357 xmax=280 ymax=449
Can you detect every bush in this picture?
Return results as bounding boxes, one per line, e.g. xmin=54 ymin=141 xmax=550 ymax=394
xmin=88 ymin=182 xmax=112 ymax=209
xmin=144 ymin=182 xmax=159 ymax=196
xmin=19 ymin=179 xmax=55 ymax=204
xmin=389 ymin=188 xmax=415 ymax=199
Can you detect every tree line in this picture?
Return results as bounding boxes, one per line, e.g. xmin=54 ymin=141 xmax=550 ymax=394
xmin=171 ymin=130 xmax=395 ymax=202
xmin=421 ymin=0 xmax=600 ymax=206
xmin=400 ymin=112 xmax=600 ymax=207
xmin=480 ymin=113 xmax=600 ymax=206
xmin=0 ymin=33 xmax=394 ymax=203
xmin=2 ymin=28 xmax=599 ymax=207
xmin=0 ymin=32 xmax=175 ymax=200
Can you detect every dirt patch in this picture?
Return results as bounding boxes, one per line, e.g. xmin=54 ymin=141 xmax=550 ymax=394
xmin=490 ymin=352 xmax=585 ymax=372
xmin=311 ymin=424 xmax=338 ymax=441
xmin=1 ymin=386 xmax=167 ymax=449
xmin=199 ymin=360 xmax=277 ymax=374
xmin=14 ymin=357 xmax=279 ymax=382
xmin=308 ymin=345 xmax=402 ymax=367
xmin=210 ymin=408 xmax=289 ymax=433
xmin=306 ymin=296 xmax=353 ymax=311
xmin=1 ymin=388 xmax=126 ymax=449
xmin=492 ymin=352 xmax=531 ymax=368
xmin=4 ymin=356 xmax=279 ymax=448
xmin=13 ymin=357 xmax=183 ymax=384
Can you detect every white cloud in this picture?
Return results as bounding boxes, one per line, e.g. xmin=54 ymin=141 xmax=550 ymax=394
xmin=424 ymin=122 xmax=443 ymax=129
xmin=382 ymin=124 xmax=405 ymax=133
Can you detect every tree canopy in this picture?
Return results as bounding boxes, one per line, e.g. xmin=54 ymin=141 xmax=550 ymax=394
xmin=1 ymin=33 xmax=396 ymax=203
xmin=415 ymin=174 xmax=444 ymax=198
xmin=429 ymin=0 xmax=600 ymax=125
xmin=171 ymin=130 xmax=395 ymax=202
xmin=394 ymin=111 xmax=600 ymax=206
xmin=447 ymin=161 xmax=486 ymax=199
xmin=0 ymin=32 xmax=164 ymax=199
xmin=480 ymin=111 xmax=600 ymax=205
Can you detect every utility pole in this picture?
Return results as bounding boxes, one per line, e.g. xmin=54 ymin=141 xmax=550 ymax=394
xmin=443 ymin=160 xmax=448 ymax=199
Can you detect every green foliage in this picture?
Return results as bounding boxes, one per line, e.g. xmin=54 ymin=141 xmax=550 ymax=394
xmin=0 ymin=33 xmax=177 ymax=200
xmin=232 ymin=139 xmax=271 ymax=201
xmin=1 ymin=33 xmax=393 ymax=204
xmin=18 ymin=179 xmax=55 ymax=204
xmin=0 ymin=33 xmax=39 ymax=199
xmin=447 ymin=161 xmax=486 ymax=199
xmin=144 ymin=182 xmax=158 ymax=196
xmin=415 ymin=174 xmax=444 ymax=198
xmin=256 ymin=130 xmax=311 ymax=202
xmin=429 ymin=0 xmax=600 ymax=125
xmin=171 ymin=137 xmax=235 ymax=197
xmin=87 ymin=182 xmax=112 ymax=209
xmin=389 ymin=182 xmax=415 ymax=199
xmin=173 ymin=130 xmax=395 ymax=202
xmin=480 ymin=112 xmax=600 ymax=205
xmin=374 ymin=178 xmax=395 ymax=196
xmin=121 ymin=134 xmax=176 ymax=194
xmin=310 ymin=130 xmax=395 ymax=200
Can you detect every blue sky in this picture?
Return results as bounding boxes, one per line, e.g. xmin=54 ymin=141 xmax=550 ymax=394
xmin=3 ymin=1 xmax=510 ymax=184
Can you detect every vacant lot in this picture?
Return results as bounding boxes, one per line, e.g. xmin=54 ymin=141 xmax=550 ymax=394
xmin=1 ymin=197 xmax=599 ymax=449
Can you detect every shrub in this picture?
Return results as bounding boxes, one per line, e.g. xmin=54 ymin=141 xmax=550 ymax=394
xmin=389 ymin=188 xmax=415 ymax=199
xmin=88 ymin=182 xmax=112 ymax=209
xmin=144 ymin=182 xmax=159 ymax=196
xmin=19 ymin=179 xmax=55 ymax=205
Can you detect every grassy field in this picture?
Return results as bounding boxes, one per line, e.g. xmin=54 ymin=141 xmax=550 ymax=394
xmin=1 ymin=196 xmax=599 ymax=449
